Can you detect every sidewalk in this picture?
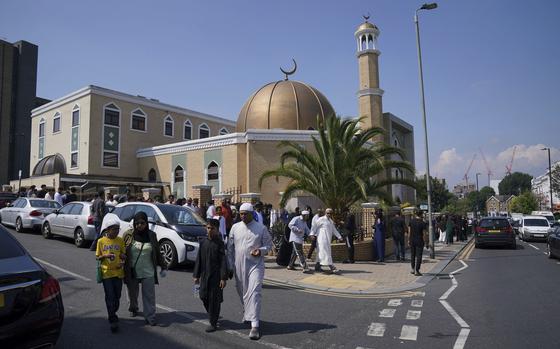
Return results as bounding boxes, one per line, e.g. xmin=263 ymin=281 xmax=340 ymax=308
xmin=264 ymin=238 xmax=472 ymax=295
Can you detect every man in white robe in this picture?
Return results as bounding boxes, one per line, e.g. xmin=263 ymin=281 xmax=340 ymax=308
xmin=227 ymin=203 xmax=272 ymax=340
xmin=311 ymin=208 xmax=343 ymax=274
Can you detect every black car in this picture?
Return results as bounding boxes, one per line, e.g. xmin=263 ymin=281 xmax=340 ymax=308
xmin=546 ymin=226 xmax=560 ymax=259
xmin=0 ymin=225 xmax=64 ymax=348
xmin=0 ymin=192 xmax=18 ymax=210
xmin=475 ymin=217 xmax=516 ymax=249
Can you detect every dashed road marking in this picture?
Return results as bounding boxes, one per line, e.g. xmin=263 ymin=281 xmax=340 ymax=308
xmin=379 ymin=309 xmax=396 ymax=318
xmin=35 ymin=257 xmax=92 ymax=282
xmin=406 ymin=310 xmax=422 ymax=320
xmin=411 ymin=300 xmax=423 ymax=308
xmin=388 ymin=299 xmax=402 ymax=307
xmin=367 ymin=322 xmax=386 ymax=337
xmin=527 ymin=243 xmax=540 ymax=250
xmin=454 ymin=328 xmax=471 ymax=349
xmin=399 ymin=325 xmax=418 ymax=341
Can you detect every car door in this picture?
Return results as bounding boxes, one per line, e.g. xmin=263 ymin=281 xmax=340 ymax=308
xmin=67 ymin=203 xmax=84 ymax=236
xmin=553 ymin=227 xmax=560 ymax=253
xmin=12 ymin=199 xmax=28 ymax=225
xmin=2 ymin=198 xmax=18 ymax=225
xmin=54 ymin=204 xmax=75 ymax=236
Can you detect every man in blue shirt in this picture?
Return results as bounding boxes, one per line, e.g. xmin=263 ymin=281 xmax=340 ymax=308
xmin=287 ymin=210 xmax=311 ymax=273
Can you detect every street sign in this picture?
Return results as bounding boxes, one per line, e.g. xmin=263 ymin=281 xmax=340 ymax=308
xmin=419 ymin=204 xmax=428 ymax=211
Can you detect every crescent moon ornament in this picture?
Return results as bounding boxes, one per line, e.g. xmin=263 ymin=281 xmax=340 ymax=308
xmin=363 ymin=13 xmax=370 ymax=22
xmin=280 ymin=59 xmax=297 ymax=80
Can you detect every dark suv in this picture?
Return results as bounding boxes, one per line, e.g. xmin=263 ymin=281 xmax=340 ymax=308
xmin=0 ymin=192 xmax=18 ymax=209
xmin=475 ymin=217 xmax=516 ymax=249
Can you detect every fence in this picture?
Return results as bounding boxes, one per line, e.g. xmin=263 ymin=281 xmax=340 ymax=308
xmin=222 ymin=185 xmax=243 ymax=204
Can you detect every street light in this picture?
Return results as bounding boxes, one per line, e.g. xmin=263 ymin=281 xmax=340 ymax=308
xmin=415 ymin=2 xmax=438 ymax=259
xmin=542 ymin=147 xmax=553 ymax=211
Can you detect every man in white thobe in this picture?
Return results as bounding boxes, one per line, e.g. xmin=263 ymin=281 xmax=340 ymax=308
xmin=227 ymin=203 xmax=272 ymax=340
xmin=311 ymin=208 xmax=343 ymax=274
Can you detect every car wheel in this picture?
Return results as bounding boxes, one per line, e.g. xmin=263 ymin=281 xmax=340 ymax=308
xmin=42 ymin=222 xmax=53 ymax=239
xmin=74 ymin=228 xmax=87 ymax=248
xmin=15 ymin=217 xmax=24 ymax=233
xmin=159 ymin=240 xmax=178 ymax=269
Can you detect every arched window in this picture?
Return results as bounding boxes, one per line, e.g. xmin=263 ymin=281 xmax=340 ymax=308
xmin=199 ymin=123 xmax=210 ymax=139
xmin=38 ymin=118 xmax=45 ymax=159
xmin=148 ymin=168 xmax=157 ymax=182
xmin=131 ymin=108 xmax=147 ymax=132
xmin=207 ymin=161 xmax=219 ymax=181
xmin=53 ymin=112 xmax=61 ymax=133
xmin=174 ymin=165 xmax=184 ymax=182
xmin=102 ymin=103 xmax=120 ymax=168
xmin=184 ymin=120 xmax=192 ymax=140
xmin=368 ymin=35 xmax=374 ymax=49
xmin=219 ymin=127 xmax=229 ymax=135
xmin=361 ymin=35 xmax=367 ymax=50
xmin=103 ymin=103 xmax=120 ymax=126
xmin=164 ymin=115 xmax=174 ymax=137
xmin=72 ymin=104 xmax=80 ymax=126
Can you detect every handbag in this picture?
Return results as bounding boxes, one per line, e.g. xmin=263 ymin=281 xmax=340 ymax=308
xmin=96 ymin=259 xmax=103 ymax=283
xmin=131 ymin=242 xmax=145 ymax=279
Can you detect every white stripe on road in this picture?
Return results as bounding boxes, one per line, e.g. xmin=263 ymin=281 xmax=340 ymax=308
xmin=379 ymin=309 xmax=396 ymax=318
xmin=367 ymin=322 xmax=386 ymax=337
xmin=35 ymin=257 xmax=92 ymax=282
xmin=411 ymin=300 xmax=424 ymax=307
xmin=451 ymin=260 xmax=468 ymax=275
xmin=406 ymin=310 xmax=421 ymax=320
xmin=399 ymin=325 xmax=418 ymax=341
xmin=439 ymin=261 xmax=470 ymax=349
xmin=388 ymin=299 xmax=402 ymax=307
xmin=527 ymin=243 xmax=540 ymax=250
xmin=439 ymin=275 xmax=457 ymax=301
xmin=454 ymin=328 xmax=471 ymax=349
xmin=439 ymin=300 xmax=469 ymax=328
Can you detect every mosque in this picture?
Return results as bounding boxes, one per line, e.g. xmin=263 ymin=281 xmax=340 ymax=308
xmin=13 ymin=19 xmax=416 ymax=208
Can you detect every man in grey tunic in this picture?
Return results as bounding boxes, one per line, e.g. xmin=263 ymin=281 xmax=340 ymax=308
xmin=227 ymin=203 xmax=272 ymax=340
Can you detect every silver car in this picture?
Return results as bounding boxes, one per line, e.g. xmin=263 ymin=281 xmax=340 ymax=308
xmin=0 ymin=198 xmax=61 ymax=232
xmin=42 ymin=201 xmax=97 ymax=248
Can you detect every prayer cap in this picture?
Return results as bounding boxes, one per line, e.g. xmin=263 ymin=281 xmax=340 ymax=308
xmin=301 ymin=210 xmax=310 ymax=215
xmin=240 ymin=203 xmax=254 ymax=212
xmin=325 ymin=208 xmax=333 ymax=213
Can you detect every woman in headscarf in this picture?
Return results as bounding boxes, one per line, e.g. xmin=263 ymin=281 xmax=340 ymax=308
xmin=372 ymin=209 xmax=386 ymax=263
xmin=124 ymin=211 xmax=167 ymax=326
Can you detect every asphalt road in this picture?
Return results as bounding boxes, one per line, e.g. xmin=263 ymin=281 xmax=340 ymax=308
xmin=6 ymin=226 xmax=560 ymax=349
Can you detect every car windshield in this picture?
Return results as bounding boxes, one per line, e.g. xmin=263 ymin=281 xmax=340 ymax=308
xmin=480 ymin=219 xmax=509 ymax=229
xmin=0 ymin=230 xmax=26 ymax=259
xmin=158 ymin=205 xmax=206 ymax=225
xmin=30 ymin=200 xmax=61 ymax=209
xmin=524 ymin=219 xmax=549 ymax=227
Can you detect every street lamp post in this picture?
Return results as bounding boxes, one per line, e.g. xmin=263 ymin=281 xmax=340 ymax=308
xmin=542 ymin=147 xmax=553 ymax=211
xmin=415 ymin=2 xmax=438 ymax=259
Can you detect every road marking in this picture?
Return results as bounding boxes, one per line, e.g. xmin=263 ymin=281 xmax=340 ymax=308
xmin=406 ymin=310 xmax=421 ymax=320
xmin=399 ymin=325 xmax=418 ymax=341
xmin=454 ymin=328 xmax=471 ymax=349
xmin=451 ymin=260 xmax=468 ymax=275
xmin=379 ymin=308 xmax=396 ymax=318
xmin=439 ymin=300 xmax=469 ymax=328
xmin=367 ymin=322 xmax=386 ymax=337
xmin=411 ymin=300 xmax=423 ymax=307
xmin=388 ymin=299 xmax=402 ymax=307
xmin=439 ymin=260 xmax=470 ymax=349
xmin=35 ymin=258 xmax=92 ymax=282
xmin=527 ymin=243 xmax=540 ymax=250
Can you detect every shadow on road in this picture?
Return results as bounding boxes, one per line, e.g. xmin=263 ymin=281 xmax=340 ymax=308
xmin=219 ymin=319 xmax=337 ymax=335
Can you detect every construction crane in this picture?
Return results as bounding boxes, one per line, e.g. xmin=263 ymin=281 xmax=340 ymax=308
xmin=463 ymin=154 xmax=477 ymax=188
xmin=479 ymin=148 xmax=493 ymax=187
xmin=505 ymin=145 xmax=517 ymax=176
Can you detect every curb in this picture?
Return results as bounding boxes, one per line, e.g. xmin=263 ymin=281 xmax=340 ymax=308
xmin=263 ymin=236 xmax=474 ymax=296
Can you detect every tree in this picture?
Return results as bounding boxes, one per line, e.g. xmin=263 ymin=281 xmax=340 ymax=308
xmin=464 ymin=186 xmax=496 ymax=214
xmin=258 ymin=115 xmax=416 ymax=213
xmin=415 ymin=176 xmax=453 ymax=212
xmin=551 ymin=164 xmax=560 ymax=197
xmin=499 ymin=172 xmax=533 ymax=196
xmin=509 ymin=191 xmax=538 ymax=214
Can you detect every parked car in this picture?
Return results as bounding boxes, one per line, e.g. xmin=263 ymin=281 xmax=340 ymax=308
xmin=0 ymin=192 xmax=18 ymax=210
xmin=105 ymin=202 xmax=207 ymax=268
xmin=0 ymin=198 xmax=61 ymax=233
xmin=0 ymin=225 xmax=64 ymax=348
xmin=511 ymin=219 xmax=521 ymax=235
xmin=518 ymin=215 xmax=550 ymax=241
xmin=546 ymin=226 xmax=560 ymax=259
xmin=475 ymin=217 xmax=516 ymax=249
xmin=42 ymin=201 xmax=97 ymax=248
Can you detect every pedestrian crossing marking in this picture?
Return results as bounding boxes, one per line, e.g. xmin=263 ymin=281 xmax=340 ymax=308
xmin=411 ymin=300 xmax=423 ymax=307
xmin=388 ymin=299 xmax=402 ymax=307
xmin=299 ymin=274 xmax=375 ymax=290
xmin=367 ymin=322 xmax=386 ymax=337
xmin=406 ymin=310 xmax=422 ymax=320
xmin=399 ymin=325 xmax=418 ymax=341
xmin=379 ymin=308 xmax=396 ymax=318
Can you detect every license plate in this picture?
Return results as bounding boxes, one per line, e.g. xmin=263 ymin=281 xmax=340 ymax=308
xmin=0 ymin=293 xmax=4 ymax=308
xmin=488 ymin=230 xmax=501 ymax=233
xmin=535 ymin=234 xmax=544 ymax=237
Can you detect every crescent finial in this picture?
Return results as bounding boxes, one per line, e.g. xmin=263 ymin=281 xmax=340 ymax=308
xmin=363 ymin=13 xmax=370 ymax=22
xmin=280 ymin=58 xmax=297 ymax=80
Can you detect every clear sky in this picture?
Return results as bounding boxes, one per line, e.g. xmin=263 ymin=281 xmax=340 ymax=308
xmin=1 ymin=0 xmax=558 ymax=189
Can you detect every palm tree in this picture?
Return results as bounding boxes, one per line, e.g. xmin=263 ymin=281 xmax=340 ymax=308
xmin=258 ymin=115 xmax=416 ymax=213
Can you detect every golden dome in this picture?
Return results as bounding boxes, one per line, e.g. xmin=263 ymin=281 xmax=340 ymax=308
xmin=357 ymin=21 xmax=378 ymax=31
xmin=236 ymin=80 xmax=335 ymax=132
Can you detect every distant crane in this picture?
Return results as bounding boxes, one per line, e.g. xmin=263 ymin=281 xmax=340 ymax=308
xmin=463 ymin=154 xmax=477 ymax=188
xmin=479 ymin=148 xmax=493 ymax=187
xmin=505 ymin=146 xmax=517 ymax=176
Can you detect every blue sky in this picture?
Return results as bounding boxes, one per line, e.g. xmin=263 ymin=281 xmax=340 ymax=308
xmin=1 ymin=0 xmax=558 ymax=188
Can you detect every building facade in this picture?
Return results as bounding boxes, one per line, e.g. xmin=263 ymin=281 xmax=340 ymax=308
xmin=486 ymin=195 xmax=514 ymax=216
xmin=532 ymin=160 xmax=560 ymax=211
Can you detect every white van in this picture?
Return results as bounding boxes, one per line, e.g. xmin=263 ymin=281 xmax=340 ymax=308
xmin=519 ymin=215 xmax=551 ymax=241
xmin=531 ymin=211 xmax=555 ymax=225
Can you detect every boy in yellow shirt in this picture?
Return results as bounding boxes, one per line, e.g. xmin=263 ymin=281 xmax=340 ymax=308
xmin=96 ymin=215 xmax=126 ymax=332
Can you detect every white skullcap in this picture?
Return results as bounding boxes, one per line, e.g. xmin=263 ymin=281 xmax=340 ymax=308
xmin=325 ymin=208 xmax=333 ymax=213
xmin=301 ymin=210 xmax=310 ymax=215
xmin=239 ymin=203 xmax=254 ymax=212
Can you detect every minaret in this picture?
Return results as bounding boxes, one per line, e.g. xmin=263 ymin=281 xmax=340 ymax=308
xmin=355 ymin=17 xmax=387 ymax=143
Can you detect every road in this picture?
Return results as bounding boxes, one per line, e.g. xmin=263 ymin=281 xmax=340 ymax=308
xmin=6 ymin=226 xmax=560 ymax=349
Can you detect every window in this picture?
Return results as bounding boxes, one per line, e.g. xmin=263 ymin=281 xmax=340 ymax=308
xmin=59 ymin=204 xmax=75 ymax=215
xmin=103 ymin=103 xmax=120 ymax=168
xmin=148 ymin=168 xmax=157 ymax=182
xmin=164 ymin=115 xmax=174 ymax=137
xmin=53 ymin=113 xmax=61 ymax=133
xmin=219 ymin=127 xmax=229 ymax=135
xmin=134 ymin=205 xmax=158 ymax=221
xmin=70 ymin=204 xmax=84 ymax=215
xmin=104 ymin=104 xmax=120 ymax=126
xmin=131 ymin=109 xmax=147 ymax=132
xmin=183 ymin=120 xmax=192 ymax=140
xmin=39 ymin=121 xmax=45 ymax=137
xmin=119 ymin=205 xmax=137 ymax=222
xmin=199 ymin=123 xmax=210 ymax=139
xmin=103 ymin=152 xmax=119 ymax=167
xmin=174 ymin=165 xmax=184 ymax=182
xmin=71 ymin=152 xmax=78 ymax=168
xmin=207 ymin=161 xmax=218 ymax=180
xmin=72 ymin=105 xmax=80 ymax=126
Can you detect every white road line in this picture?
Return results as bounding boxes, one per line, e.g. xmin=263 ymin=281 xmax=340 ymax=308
xmin=388 ymin=299 xmax=402 ymax=307
xmin=527 ymin=243 xmax=540 ymax=250
xmin=439 ymin=260 xmax=471 ymax=349
xmin=355 ymin=346 xmax=374 ymax=349
xmin=379 ymin=308 xmax=396 ymax=318
xmin=367 ymin=322 xmax=386 ymax=337
xmin=439 ymin=275 xmax=457 ymax=301
xmin=439 ymin=300 xmax=469 ymax=328
xmin=406 ymin=310 xmax=421 ymax=320
xmin=35 ymin=258 xmax=92 ymax=282
xmin=411 ymin=300 xmax=424 ymax=308
xmin=450 ymin=260 xmax=468 ymax=275
xmin=454 ymin=328 xmax=471 ymax=349
xmin=399 ymin=325 xmax=418 ymax=341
